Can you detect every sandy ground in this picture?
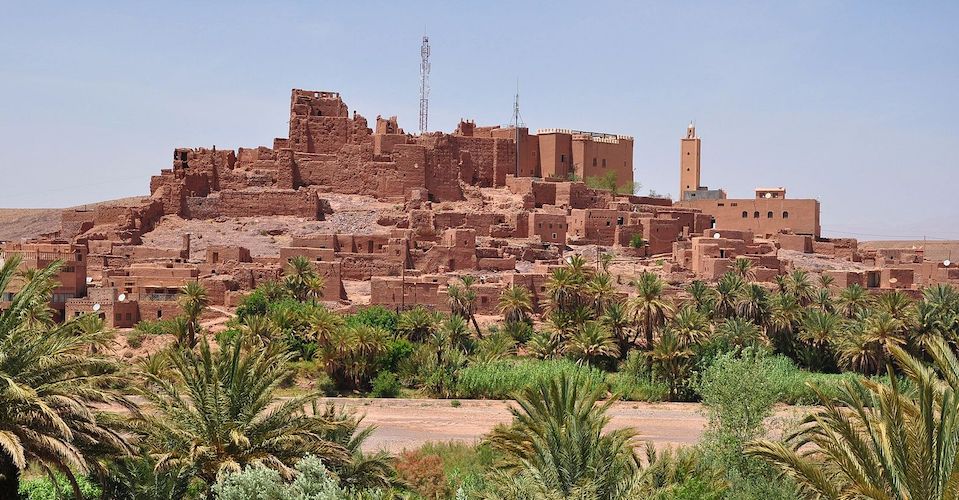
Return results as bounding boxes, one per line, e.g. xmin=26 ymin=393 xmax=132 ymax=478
xmin=317 ymin=398 xmax=808 ymax=453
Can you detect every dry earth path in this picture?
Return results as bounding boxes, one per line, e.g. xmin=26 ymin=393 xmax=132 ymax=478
xmin=316 ymin=398 xmax=808 ymax=453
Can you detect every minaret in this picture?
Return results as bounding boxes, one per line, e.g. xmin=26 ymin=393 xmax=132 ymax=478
xmin=679 ymin=122 xmax=701 ymax=201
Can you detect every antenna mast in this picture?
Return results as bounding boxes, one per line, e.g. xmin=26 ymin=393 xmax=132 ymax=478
xmin=419 ymin=34 xmax=430 ymax=134
xmin=512 ymin=82 xmax=521 ymax=176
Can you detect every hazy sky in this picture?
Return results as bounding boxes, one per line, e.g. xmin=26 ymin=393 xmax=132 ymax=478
xmin=1 ymin=1 xmax=957 ymax=239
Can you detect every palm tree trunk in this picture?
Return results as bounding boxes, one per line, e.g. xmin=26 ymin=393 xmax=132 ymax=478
xmin=0 ymin=451 xmax=19 ymax=500
xmin=470 ymin=314 xmax=482 ymax=338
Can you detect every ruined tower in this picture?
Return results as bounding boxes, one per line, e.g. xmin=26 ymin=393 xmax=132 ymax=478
xmin=679 ymin=122 xmax=701 ymax=201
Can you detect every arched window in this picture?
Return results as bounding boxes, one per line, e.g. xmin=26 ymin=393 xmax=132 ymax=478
xmin=753 ymin=211 xmax=760 ymax=218
xmin=767 ymin=211 xmax=773 ymax=218
xmin=783 ymin=211 xmax=789 ymax=219
xmin=742 ymin=211 xmax=748 ymax=218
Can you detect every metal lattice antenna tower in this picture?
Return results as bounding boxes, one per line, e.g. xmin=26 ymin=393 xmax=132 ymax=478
xmin=512 ymin=81 xmax=524 ymax=176
xmin=419 ymin=34 xmax=430 ymax=134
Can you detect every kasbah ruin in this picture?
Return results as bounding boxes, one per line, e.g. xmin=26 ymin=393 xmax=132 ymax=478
xmin=1 ymin=87 xmax=956 ymax=328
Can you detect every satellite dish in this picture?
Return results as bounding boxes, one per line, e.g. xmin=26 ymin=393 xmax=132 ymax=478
xmin=889 ymin=278 xmax=898 ymax=284
xmin=566 ymin=256 xmax=574 ymax=264
xmin=945 ymin=260 xmax=952 ymax=267
xmin=713 ymin=233 xmax=721 ymax=239
xmin=92 ymin=303 xmax=101 ymax=312
xmin=764 ymin=192 xmax=772 ymax=199
xmin=86 ymin=277 xmax=93 ymax=284
xmin=117 ymin=293 xmax=127 ymax=302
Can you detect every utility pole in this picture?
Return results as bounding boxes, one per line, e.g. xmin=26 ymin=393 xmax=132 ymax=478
xmin=419 ymin=34 xmax=431 ymax=134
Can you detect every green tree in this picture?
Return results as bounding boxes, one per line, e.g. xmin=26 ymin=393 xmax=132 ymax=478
xmin=671 ymin=305 xmax=710 ymax=348
xmin=177 ymin=281 xmax=209 ymax=348
xmin=0 ymin=256 xmax=134 ymax=498
xmin=628 ymin=271 xmax=674 ymax=352
xmin=486 ymin=374 xmax=640 ymax=498
xmin=649 ymin=329 xmax=694 ymax=400
xmin=732 ymin=257 xmax=756 ymax=281
xmin=133 ymin=337 xmax=350 ymax=488
xmin=562 ymin=321 xmax=620 ymax=366
xmin=748 ymin=338 xmax=959 ymax=499
xmin=283 ymin=256 xmax=318 ymax=302
xmin=498 ymin=285 xmax=533 ymax=326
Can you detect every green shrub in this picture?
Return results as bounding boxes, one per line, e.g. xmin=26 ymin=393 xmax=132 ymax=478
xmin=379 ymin=338 xmax=415 ymax=372
xmin=503 ymin=320 xmax=533 ymax=343
xmin=417 ymin=441 xmax=497 ymax=497
xmin=761 ymin=355 xmax=863 ymax=405
xmin=213 ymin=455 xmax=393 ymax=499
xmin=347 ymin=305 xmax=399 ymax=332
xmin=607 ymin=371 xmax=669 ymax=401
xmin=370 ymin=371 xmax=401 ymax=398
xmin=125 ymin=330 xmax=146 ymax=348
xmin=20 ymin=473 xmax=101 ymax=500
xmin=454 ymin=359 xmax=607 ymax=399
xmin=629 ymin=233 xmax=646 ymax=249
xmin=132 ymin=318 xmax=180 ymax=335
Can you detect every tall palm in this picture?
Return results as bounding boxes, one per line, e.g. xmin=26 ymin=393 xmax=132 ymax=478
xmin=715 ymin=317 xmax=768 ymax=353
xmin=177 ymin=281 xmax=209 ymax=348
xmin=396 ymin=305 xmax=438 ymax=342
xmin=562 ymin=321 xmax=620 ymax=366
xmin=670 ymin=305 xmax=710 ymax=348
xmin=748 ymin=338 xmax=959 ymax=499
xmin=736 ymin=283 xmax=770 ymax=324
xmin=452 ymin=275 xmax=481 ymax=336
xmin=785 ymin=269 xmax=815 ymax=305
xmin=817 ymin=273 xmax=835 ymax=290
xmin=133 ymin=337 xmax=350 ymax=487
xmin=0 ymin=256 xmax=135 ymax=497
xmin=239 ymin=314 xmax=279 ymax=345
xmin=837 ymin=311 xmax=906 ymax=375
xmin=283 ymin=255 xmax=317 ymax=302
xmin=800 ymin=309 xmax=841 ymax=370
xmin=875 ymin=289 xmax=915 ymax=328
xmin=305 ymin=274 xmax=326 ymax=305
xmin=544 ymin=267 xmax=585 ymax=316
xmin=836 ymin=283 xmax=872 ymax=318
xmin=498 ymin=285 xmax=533 ymax=325
xmin=649 ymin=329 xmax=694 ymax=400
xmin=767 ymin=292 xmax=802 ymax=346
xmin=307 ymin=306 xmax=345 ymax=346
xmin=811 ymin=288 xmax=834 ymax=313
xmin=732 ymin=257 xmax=756 ymax=281
xmin=627 ymin=271 xmax=674 ymax=351
xmin=486 ymin=374 xmax=640 ymax=498
xmin=601 ymin=301 xmax=632 ymax=358
xmin=586 ymin=273 xmax=618 ymax=315
xmin=686 ymin=280 xmax=717 ymax=316
xmin=715 ymin=273 xmax=745 ymax=319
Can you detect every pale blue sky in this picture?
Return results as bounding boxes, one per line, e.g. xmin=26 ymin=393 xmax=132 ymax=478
xmin=1 ymin=1 xmax=956 ymax=239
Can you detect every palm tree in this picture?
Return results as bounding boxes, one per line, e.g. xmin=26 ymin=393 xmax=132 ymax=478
xmin=670 ymin=305 xmax=710 ymax=348
xmin=649 ymin=329 xmax=694 ymax=400
xmin=748 ymin=338 xmax=959 ymax=499
xmin=449 ymin=275 xmax=481 ymax=336
xmin=601 ymin=301 xmax=632 ymax=358
xmin=239 ymin=314 xmax=279 ymax=345
xmin=585 ymin=273 xmax=618 ymax=315
xmin=133 ymin=337 xmax=350 ymax=487
xmin=715 ymin=317 xmax=767 ymax=353
xmin=0 ymin=256 xmax=135 ymax=497
xmin=396 ymin=305 xmax=438 ymax=342
xmin=311 ymin=403 xmax=396 ymax=490
xmin=715 ymin=273 xmax=745 ymax=319
xmin=438 ymin=314 xmax=471 ymax=351
xmin=319 ymin=324 xmax=390 ymax=390
xmin=837 ymin=311 xmax=906 ymax=375
xmin=283 ymin=255 xmax=317 ymax=302
xmin=686 ymin=280 xmax=717 ymax=316
xmin=732 ymin=257 xmax=756 ymax=281
xmin=767 ymin=291 xmax=802 ymax=347
xmin=736 ymin=283 xmax=769 ymax=324
xmin=875 ymin=289 xmax=915 ymax=328
xmin=785 ymin=269 xmax=815 ymax=305
xmin=527 ymin=329 xmax=562 ymax=360
xmin=177 ymin=281 xmax=209 ymax=348
xmin=817 ymin=273 xmax=835 ymax=290
xmin=563 ymin=321 xmax=620 ymax=366
xmin=836 ymin=283 xmax=872 ymax=318
xmin=544 ymin=266 xmax=585 ymax=316
xmin=811 ymin=288 xmax=834 ymax=313
xmin=599 ymin=252 xmax=614 ymax=275
xmin=498 ymin=285 xmax=533 ymax=325
xmin=627 ymin=271 xmax=674 ymax=352
xmin=486 ymin=374 xmax=640 ymax=498
xmin=307 ymin=306 xmax=345 ymax=346
xmin=305 ymin=274 xmax=326 ymax=305
xmin=800 ymin=309 xmax=841 ymax=370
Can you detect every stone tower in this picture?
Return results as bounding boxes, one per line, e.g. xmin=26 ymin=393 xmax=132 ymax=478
xmin=679 ymin=123 xmax=701 ymax=201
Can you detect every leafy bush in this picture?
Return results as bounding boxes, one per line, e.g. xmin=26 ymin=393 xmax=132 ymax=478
xmin=417 ymin=442 xmax=497 ymax=497
xmin=607 ymin=371 xmax=669 ymax=401
xmin=395 ymin=450 xmax=449 ymax=499
xmin=454 ymin=359 xmax=607 ymax=399
xmin=125 ymin=329 xmax=146 ymax=348
xmin=379 ymin=338 xmax=415 ymax=373
xmin=346 ymin=305 xmax=399 ymax=333
xmin=629 ymin=233 xmax=646 ymax=249
xmin=502 ymin=320 xmax=533 ymax=343
xmin=370 ymin=371 xmax=401 ymax=398
xmin=132 ymin=318 xmax=181 ymax=335
xmin=213 ymin=455 xmax=393 ymax=500
xmin=20 ymin=474 xmax=101 ymax=500
xmin=761 ymin=354 xmax=863 ymax=405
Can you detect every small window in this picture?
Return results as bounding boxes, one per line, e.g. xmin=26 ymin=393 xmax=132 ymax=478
xmin=742 ymin=211 xmax=748 ymax=218
xmin=718 ymin=203 xmax=725 ymax=207
xmin=560 ymin=154 xmax=566 ymax=163
xmin=157 ymin=310 xmax=163 ymax=319
xmin=783 ymin=211 xmax=789 ymax=219
xmin=592 ymin=158 xmax=597 ymax=166
xmin=552 ymin=233 xmax=557 ymax=239
xmin=602 ymin=159 xmax=607 ymax=167
xmin=753 ymin=211 xmax=760 ymax=218
xmin=767 ymin=211 xmax=773 ymax=218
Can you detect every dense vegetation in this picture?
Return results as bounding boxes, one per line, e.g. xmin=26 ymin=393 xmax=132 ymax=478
xmin=2 ymin=250 xmax=959 ymax=498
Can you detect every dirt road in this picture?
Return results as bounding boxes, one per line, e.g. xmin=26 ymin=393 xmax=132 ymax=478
xmin=321 ymin=398 xmax=717 ymax=452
